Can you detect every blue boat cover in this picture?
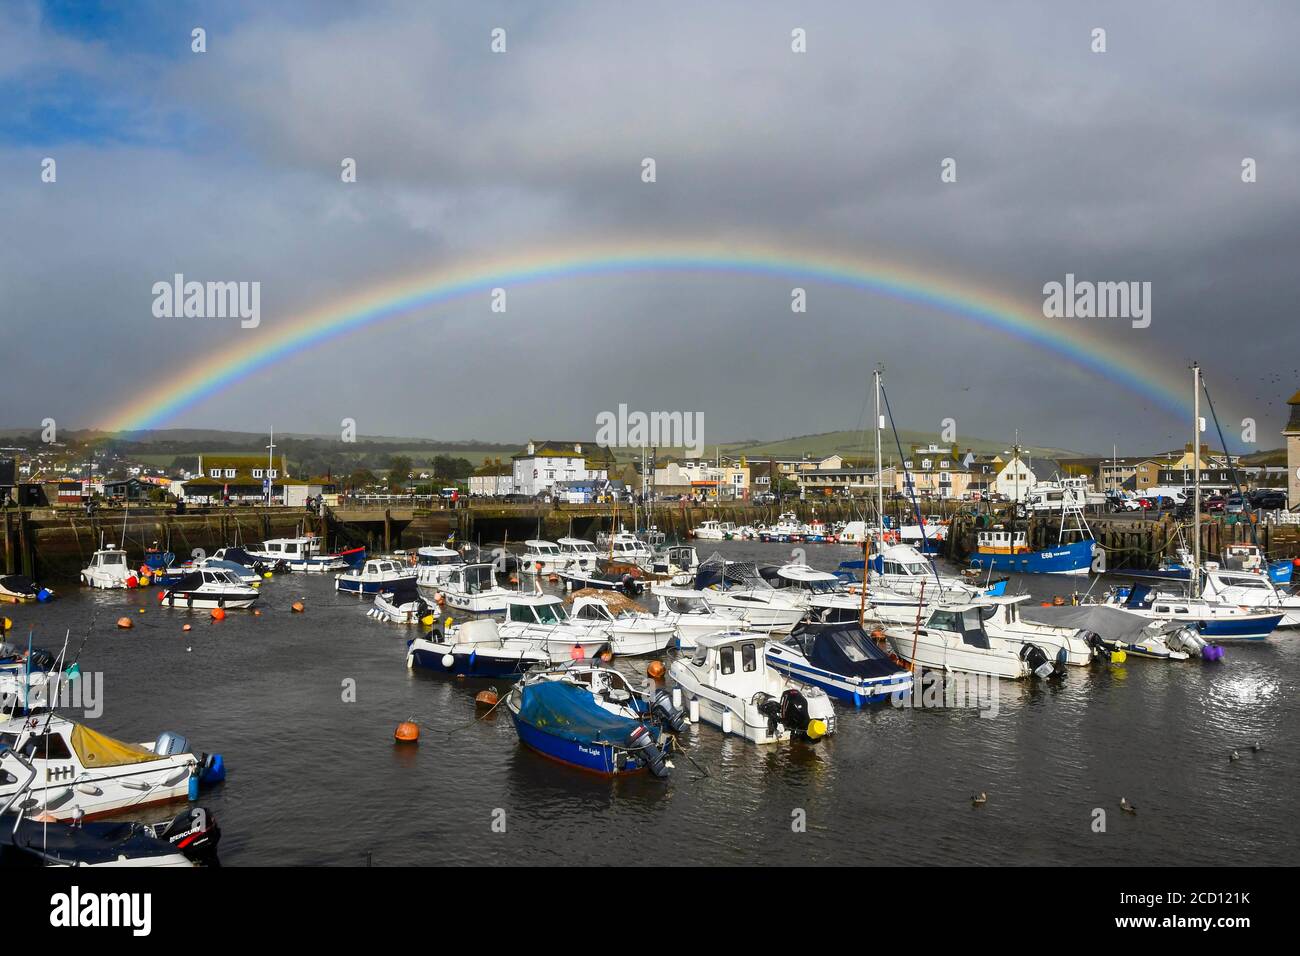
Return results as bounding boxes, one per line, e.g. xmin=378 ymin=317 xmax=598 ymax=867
xmin=788 ymin=622 xmax=906 ymax=679
xmin=518 ymin=681 xmax=644 ymax=745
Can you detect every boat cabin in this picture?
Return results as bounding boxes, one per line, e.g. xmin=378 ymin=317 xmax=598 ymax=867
xmin=770 ymin=564 xmax=843 ymax=594
xmin=89 ymin=547 xmax=128 ymax=569
xmin=524 ymin=540 xmax=562 ymax=556
xmin=687 ymin=632 xmax=773 ymax=690
xmin=255 ymin=537 xmax=323 ymax=558
xmin=976 ymin=530 xmax=1029 ymax=555
xmin=557 ymin=538 xmax=599 ymax=555
xmin=505 ymin=594 xmax=572 ymax=626
xmin=417 ymin=546 xmax=460 ymax=567
xmin=447 ymin=564 xmax=499 ymax=594
xmin=921 ymin=605 xmax=995 ymax=649
xmin=358 ymin=559 xmax=405 ymax=577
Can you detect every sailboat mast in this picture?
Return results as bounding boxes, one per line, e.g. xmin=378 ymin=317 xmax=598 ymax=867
xmin=1193 ymin=363 xmax=1201 ymax=574
xmin=874 ymin=366 xmax=884 ymax=535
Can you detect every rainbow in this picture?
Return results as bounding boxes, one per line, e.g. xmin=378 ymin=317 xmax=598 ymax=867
xmin=102 ymin=239 xmax=1193 ymax=432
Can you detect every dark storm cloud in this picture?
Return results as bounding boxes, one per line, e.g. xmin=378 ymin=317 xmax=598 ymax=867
xmin=1 ymin=0 xmax=1297 ymax=452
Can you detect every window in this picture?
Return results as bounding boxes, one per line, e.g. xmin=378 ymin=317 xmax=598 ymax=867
xmin=210 ymin=469 xmax=220 ymax=478
xmin=719 ymin=646 xmax=735 ymax=675
xmin=253 ymin=469 xmax=263 ymax=478
xmin=268 ymin=469 xmax=278 ymax=479
xmin=21 ymin=731 xmax=73 ymax=760
xmin=741 ymin=643 xmax=757 ymax=672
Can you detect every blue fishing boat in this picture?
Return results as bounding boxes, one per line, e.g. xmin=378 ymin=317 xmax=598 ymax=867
xmin=766 ymin=622 xmax=913 ymax=705
xmin=406 ymin=619 xmax=548 ymax=678
xmin=506 ymin=679 xmax=673 ymax=777
xmin=968 ymin=531 xmax=1095 ymax=576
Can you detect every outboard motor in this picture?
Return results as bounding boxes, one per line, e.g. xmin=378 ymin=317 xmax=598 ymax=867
xmin=1166 ymin=626 xmax=1221 ymax=660
xmin=1019 ymin=643 xmax=1058 ymax=680
xmin=757 ymin=689 xmax=829 ymax=741
xmin=152 ymin=806 xmax=221 ymax=861
xmin=1082 ymin=631 xmax=1112 ymax=662
xmin=624 ymin=724 xmax=670 ymax=778
xmin=649 ymin=689 xmax=689 ymax=734
xmin=154 ymin=731 xmax=191 ymax=756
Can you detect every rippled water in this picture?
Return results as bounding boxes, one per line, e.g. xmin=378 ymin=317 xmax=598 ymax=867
xmin=7 ymin=541 xmax=1297 ymax=866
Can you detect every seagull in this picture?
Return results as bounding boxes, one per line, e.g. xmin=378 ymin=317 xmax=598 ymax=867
xmin=1252 ymin=741 xmax=1263 ymax=753
xmin=971 ymin=792 xmax=987 ymax=806
xmin=1120 ymin=797 xmax=1137 ymax=814
xmin=1230 ymin=750 xmax=1241 ymax=762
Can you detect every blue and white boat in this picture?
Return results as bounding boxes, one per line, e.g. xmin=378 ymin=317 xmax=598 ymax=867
xmin=246 ymin=537 xmax=365 ymax=573
xmin=406 ymin=619 xmax=549 ymax=678
xmin=336 ymin=558 xmax=417 ymax=595
xmin=1103 ymin=583 xmax=1282 ymax=641
xmin=841 ymin=543 xmax=1008 ymax=597
xmin=506 ymin=677 xmax=673 ymax=777
xmin=766 ymin=622 xmax=913 ymax=705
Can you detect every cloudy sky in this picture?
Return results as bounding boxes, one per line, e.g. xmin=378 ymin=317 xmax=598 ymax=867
xmin=2 ymin=0 xmax=1297 ymax=454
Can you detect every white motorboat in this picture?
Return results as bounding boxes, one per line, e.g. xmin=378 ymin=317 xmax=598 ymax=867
xmin=645 ymin=545 xmax=700 ymax=582
xmin=414 ymin=545 xmax=469 ymax=589
xmin=860 ymin=543 xmax=996 ymax=600
xmin=652 ymin=585 xmax=748 ymax=649
xmin=160 ymin=568 xmax=259 ymax=610
xmin=976 ymin=594 xmax=1093 ymax=667
xmin=497 ymin=594 xmax=611 ymax=662
xmin=406 ymin=618 xmax=550 ymax=677
xmin=693 ymin=558 xmax=808 ymax=633
xmin=668 ymin=631 xmax=835 ymax=744
xmin=692 ymin=520 xmax=731 ymax=541
xmin=245 ymin=536 xmax=355 ymax=573
xmin=601 ymin=532 xmax=654 ymax=565
xmin=81 ymin=545 xmax=132 ymax=589
xmin=885 ymin=603 xmax=1033 ymax=679
xmin=568 ymin=594 xmax=675 ymax=656
xmin=368 ymin=578 xmax=433 ymax=625
xmin=556 ymin=537 xmax=601 ymax=572
xmin=335 ymin=558 xmax=417 ymax=595
xmin=759 ymin=513 xmax=807 ymax=542
xmin=519 ymin=540 xmax=568 ymax=574
xmin=1198 ymin=567 xmax=1300 ymax=627
xmin=1101 ymin=583 xmax=1282 ymax=641
xmin=428 ymin=563 xmax=514 ymax=615
xmin=0 ymin=714 xmax=223 ymax=821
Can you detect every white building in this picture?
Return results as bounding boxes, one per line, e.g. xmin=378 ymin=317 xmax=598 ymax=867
xmin=994 ymin=454 xmax=1060 ymax=502
xmin=511 ymin=440 xmax=613 ymax=497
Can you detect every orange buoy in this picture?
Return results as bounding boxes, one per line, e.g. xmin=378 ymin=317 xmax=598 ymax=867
xmin=125 ymin=575 xmax=138 ymax=589
xmin=157 ymin=590 xmax=166 ymax=602
xmin=115 ymin=616 xmax=134 ymax=629
xmin=291 ymin=601 xmax=305 ymax=613
xmin=1052 ymin=595 xmax=1066 ymax=606
xmin=253 ymin=609 xmax=262 ymax=616
xmin=547 ymin=573 xmax=559 ymax=583
xmin=569 ymin=643 xmax=585 ymax=660
xmin=475 ymin=689 xmax=499 ymax=708
xmin=183 ymin=623 xmax=192 ymax=632
xmin=394 ymin=720 xmax=420 ymax=743
xmin=210 ymin=607 xmax=226 ymax=621
xmin=434 ymin=593 xmax=446 ymax=606
xmin=647 ymin=660 xmax=666 ymax=680
xmin=508 ymin=575 xmax=518 ymax=585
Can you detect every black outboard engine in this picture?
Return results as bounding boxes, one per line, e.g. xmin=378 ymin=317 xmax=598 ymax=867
xmin=779 ymin=688 xmax=812 ymax=733
xmin=624 ymin=724 xmax=670 ymax=778
xmin=649 ymin=689 xmax=688 ymax=734
xmin=152 ymin=806 xmax=221 ymax=862
xmin=1019 ymin=643 xmax=1059 ymax=680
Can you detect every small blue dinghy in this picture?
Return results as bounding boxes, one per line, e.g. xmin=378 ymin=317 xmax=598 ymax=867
xmin=507 ymin=679 xmax=673 ymax=777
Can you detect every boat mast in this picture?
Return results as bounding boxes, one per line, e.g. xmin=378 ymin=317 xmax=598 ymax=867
xmin=265 ymin=427 xmax=276 ymax=508
xmin=1192 ymin=362 xmax=1201 ymax=579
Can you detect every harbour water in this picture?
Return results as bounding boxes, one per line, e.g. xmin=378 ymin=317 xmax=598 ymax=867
xmin=8 ymin=540 xmax=1297 ymax=866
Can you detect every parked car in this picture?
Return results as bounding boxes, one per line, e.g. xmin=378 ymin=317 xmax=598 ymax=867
xmin=1203 ymin=495 xmax=1226 ymax=513
xmin=1251 ymin=490 xmax=1287 ymax=511
xmin=502 ymin=493 xmax=531 ymax=504
xmin=753 ymin=491 xmax=778 ymax=505
xmin=1225 ymin=493 xmax=1246 ymax=515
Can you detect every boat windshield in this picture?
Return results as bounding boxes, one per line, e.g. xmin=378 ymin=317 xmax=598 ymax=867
xmin=100 ymin=552 xmax=126 ymax=565
xmin=535 ymin=601 xmax=569 ymax=625
xmin=664 ymin=595 xmax=706 ymax=614
xmin=463 ymin=566 xmax=494 ymax=592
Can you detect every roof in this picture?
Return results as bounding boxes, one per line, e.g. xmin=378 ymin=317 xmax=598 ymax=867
xmin=777 ymin=564 xmax=840 ymax=583
xmin=513 ymin=440 xmax=616 ymax=463
xmin=696 ymin=630 xmax=764 ymax=648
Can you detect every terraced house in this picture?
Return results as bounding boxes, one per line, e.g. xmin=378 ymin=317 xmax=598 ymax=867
xmin=180 ymin=453 xmax=290 ymax=503
xmin=511 ymin=440 xmax=616 ymax=498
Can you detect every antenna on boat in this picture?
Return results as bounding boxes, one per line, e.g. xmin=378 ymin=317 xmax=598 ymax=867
xmin=1192 ymin=363 xmax=1202 ymax=586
